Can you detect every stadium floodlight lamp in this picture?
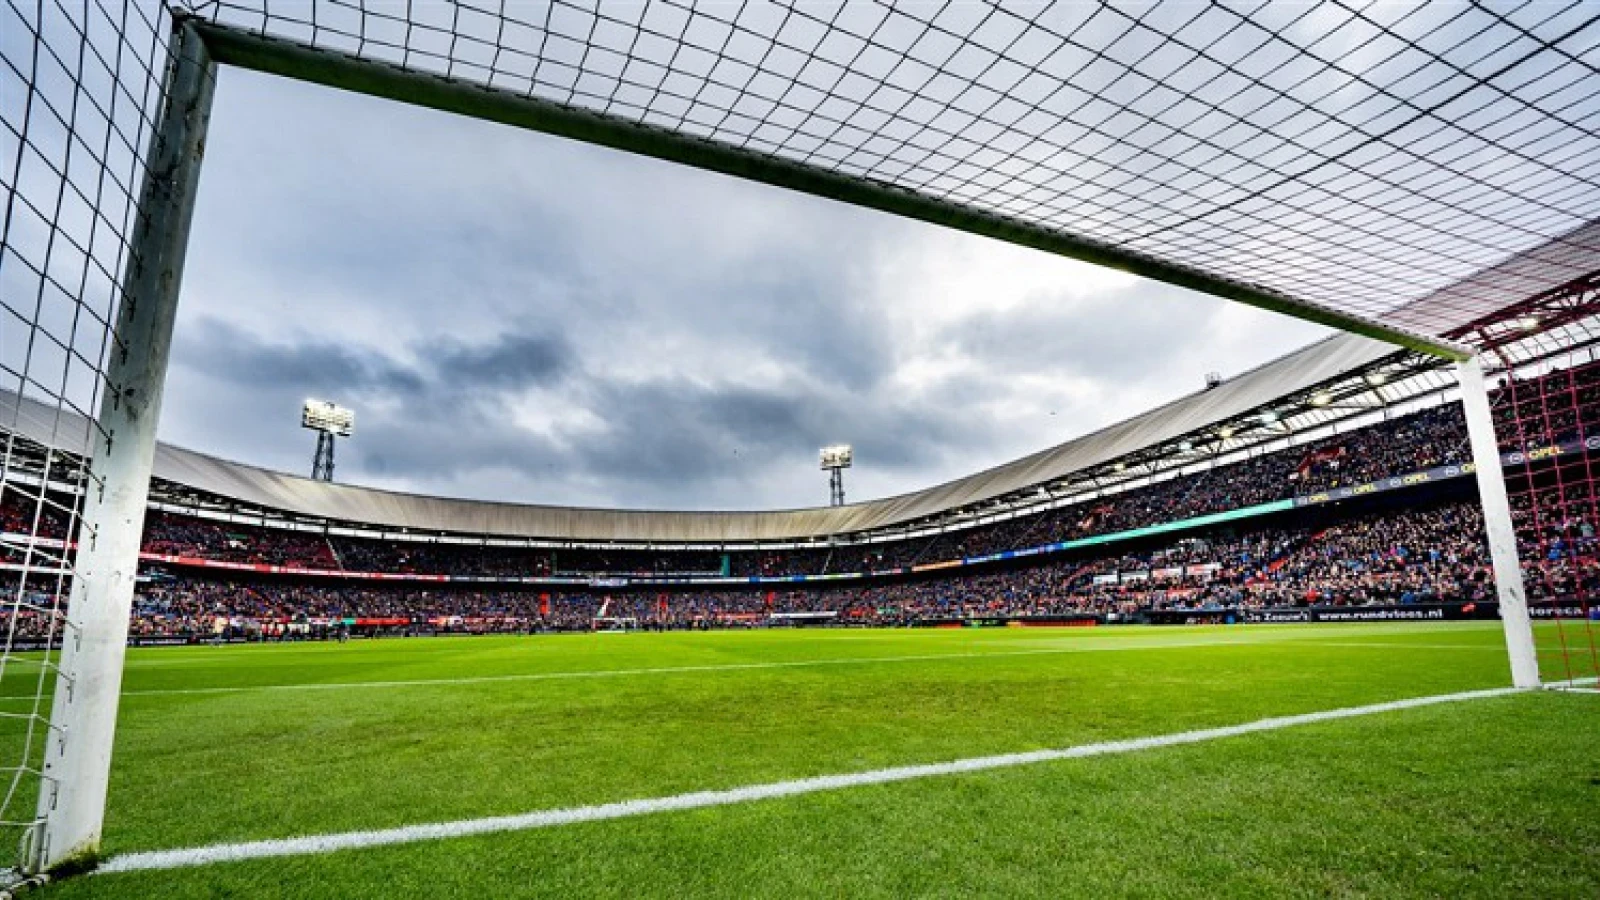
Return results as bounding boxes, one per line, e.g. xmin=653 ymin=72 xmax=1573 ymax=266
xmin=1518 ymin=316 xmax=1542 ymax=331
xmin=1364 ymin=372 xmax=1388 ymax=386
xmin=1179 ymin=440 xmax=1194 ymax=452
xmin=820 ymin=445 xmax=852 ymax=506
xmin=301 ymin=399 xmax=354 ymax=437
xmin=1309 ymin=392 xmax=1333 ymax=407
xmin=1258 ymin=410 xmax=1279 ymax=425
xmin=302 ymin=400 xmax=353 ymax=482
xmin=1112 ymin=462 xmax=1127 ymax=472
xmin=1218 ymin=426 xmax=1236 ymax=439
xmin=819 ymin=445 xmax=853 ymax=470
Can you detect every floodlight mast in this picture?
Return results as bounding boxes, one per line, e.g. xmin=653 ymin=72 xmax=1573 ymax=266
xmin=820 ymin=445 xmax=853 ymax=507
xmin=302 ymin=400 xmax=354 ymax=482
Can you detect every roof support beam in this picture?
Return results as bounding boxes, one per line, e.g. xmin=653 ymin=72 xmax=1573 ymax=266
xmin=190 ymin=20 xmax=1473 ymax=361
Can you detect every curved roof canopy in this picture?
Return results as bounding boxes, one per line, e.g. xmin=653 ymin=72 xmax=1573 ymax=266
xmin=3 ymin=331 xmax=1393 ymax=542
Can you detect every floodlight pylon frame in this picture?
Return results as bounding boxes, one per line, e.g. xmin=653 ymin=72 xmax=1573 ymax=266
xmin=29 ymin=20 xmax=217 ymax=873
xmin=311 ymin=431 xmax=336 ymax=482
xmin=22 ymin=7 xmax=1551 ymax=879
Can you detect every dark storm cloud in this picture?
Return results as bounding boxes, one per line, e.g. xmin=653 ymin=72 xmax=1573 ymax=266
xmin=177 ymin=317 xmax=575 ymax=401
xmin=175 ymin=318 xmax=425 ymax=396
xmin=312 ymin=356 xmax=973 ymax=509
xmin=567 ymin=379 xmax=968 ymax=490
xmin=434 ymin=331 xmax=573 ymax=389
xmin=352 ymin=405 xmax=559 ymax=487
xmin=170 ymin=311 xmax=964 ymax=507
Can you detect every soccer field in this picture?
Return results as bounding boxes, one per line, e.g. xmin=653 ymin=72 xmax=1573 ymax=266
xmin=11 ymin=622 xmax=1600 ymax=898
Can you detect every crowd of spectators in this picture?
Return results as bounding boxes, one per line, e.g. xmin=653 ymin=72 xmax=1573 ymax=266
xmin=142 ymin=513 xmax=339 ymax=568
xmin=330 ymin=540 xmax=555 ymax=577
xmin=1498 ymin=358 xmax=1600 ymax=452
xmin=73 ymin=494 xmax=1592 ymax=640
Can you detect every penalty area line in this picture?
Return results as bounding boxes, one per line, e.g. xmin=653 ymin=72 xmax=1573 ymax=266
xmin=100 ymin=685 xmax=1524 ymax=874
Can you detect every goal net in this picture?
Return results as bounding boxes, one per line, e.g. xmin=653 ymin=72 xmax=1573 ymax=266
xmin=1491 ymin=294 xmax=1600 ymax=688
xmin=2 ymin=0 xmax=1596 ymax=883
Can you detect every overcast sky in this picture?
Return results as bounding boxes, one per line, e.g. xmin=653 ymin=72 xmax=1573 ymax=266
xmin=161 ymin=67 xmax=1331 ymax=511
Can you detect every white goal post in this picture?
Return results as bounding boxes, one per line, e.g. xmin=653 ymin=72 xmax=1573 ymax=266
xmin=1456 ymin=356 xmax=1540 ymax=690
xmin=26 ymin=22 xmax=217 ymax=874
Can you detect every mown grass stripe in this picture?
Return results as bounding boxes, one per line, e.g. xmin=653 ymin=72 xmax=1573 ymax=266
xmin=0 ymin=637 xmax=1305 ymax=700
xmin=0 ymin=631 xmax=1505 ymax=702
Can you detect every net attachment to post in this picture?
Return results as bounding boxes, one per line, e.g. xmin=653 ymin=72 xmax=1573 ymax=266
xmin=1 ymin=0 xmax=181 ymax=881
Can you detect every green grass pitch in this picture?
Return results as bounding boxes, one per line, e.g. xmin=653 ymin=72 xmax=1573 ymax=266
xmin=8 ymin=622 xmax=1599 ymax=898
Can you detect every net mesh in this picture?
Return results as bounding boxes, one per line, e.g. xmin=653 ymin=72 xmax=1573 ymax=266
xmin=191 ymin=0 xmax=1600 ymax=336
xmin=1490 ymin=279 xmax=1600 ymax=686
xmin=0 ymin=0 xmax=1596 ymax=877
xmin=0 ymin=0 xmax=174 ymax=869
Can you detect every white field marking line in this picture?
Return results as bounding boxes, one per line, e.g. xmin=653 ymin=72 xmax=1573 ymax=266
xmin=0 ymin=632 xmax=1504 ymax=701
xmin=98 ymin=685 xmax=1528 ymax=874
xmin=1544 ymin=675 xmax=1600 ymax=690
xmin=1310 ymin=642 xmax=1491 ymax=650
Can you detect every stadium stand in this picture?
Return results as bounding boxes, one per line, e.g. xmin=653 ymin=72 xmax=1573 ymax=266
xmin=113 ymin=494 xmax=1594 ymax=640
xmin=45 ymin=356 xmax=1591 ymax=575
xmin=2 ymin=346 xmax=1595 ymax=642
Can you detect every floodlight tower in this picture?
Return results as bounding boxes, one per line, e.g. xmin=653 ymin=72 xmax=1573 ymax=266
xmin=820 ymin=444 xmax=852 ymax=507
xmin=302 ymin=399 xmax=354 ymax=482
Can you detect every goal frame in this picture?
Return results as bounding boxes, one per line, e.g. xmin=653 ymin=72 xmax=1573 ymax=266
xmin=17 ymin=11 xmax=1543 ymax=877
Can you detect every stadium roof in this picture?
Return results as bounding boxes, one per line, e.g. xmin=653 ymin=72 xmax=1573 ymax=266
xmin=185 ymin=0 xmax=1600 ymax=357
xmin=1 ymin=331 xmax=1397 ymax=542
